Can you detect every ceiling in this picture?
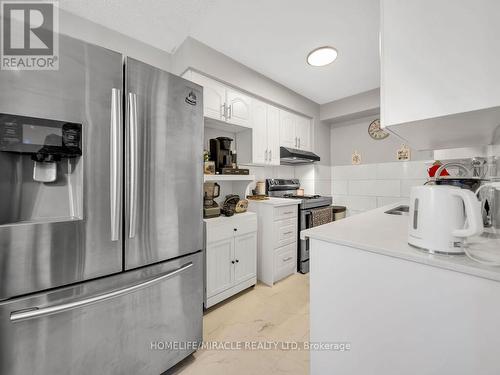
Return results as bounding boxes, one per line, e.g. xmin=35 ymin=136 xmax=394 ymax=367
xmin=58 ymin=0 xmax=380 ymax=104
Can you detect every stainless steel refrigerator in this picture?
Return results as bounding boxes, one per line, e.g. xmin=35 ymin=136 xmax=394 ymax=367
xmin=0 ymin=34 xmax=204 ymax=374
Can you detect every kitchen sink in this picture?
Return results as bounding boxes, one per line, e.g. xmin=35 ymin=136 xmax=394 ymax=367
xmin=384 ymin=205 xmax=409 ymax=216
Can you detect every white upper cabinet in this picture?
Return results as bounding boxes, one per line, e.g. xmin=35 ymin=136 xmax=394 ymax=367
xmin=381 ymin=0 xmax=500 ymax=150
xmin=295 ymin=115 xmax=311 ymax=151
xmin=185 ymin=71 xmax=226 ymax=121
xmin=251 ymin=99 xmax=268 ymax=164
xmin=279 ymin=110 xmax=297 ymax=148
xmin=226 ymin=89 xmax=251 ymax=127
xmin=183 ymin=70 xmax=252 ymax=128
xmin=279 ymin=110 xmax=311 ymax=151
xmin=183 ymin=69 xmax=313 ymax=162
xmin=266 ymin=105 xmax=281 ymax=165
xmin=241 ymin=99 xmax=280 ymax=166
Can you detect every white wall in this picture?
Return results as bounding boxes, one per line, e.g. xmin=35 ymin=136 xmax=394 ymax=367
xmin=321 ymin=89 xmax=380 ymax=124
xmin=59 ymin=9 xmax=172 ymax=72
xmin=331 ymin=114 xmax=433 ymax=166
xmin=330 ymin=114 xmax=430 ymax=215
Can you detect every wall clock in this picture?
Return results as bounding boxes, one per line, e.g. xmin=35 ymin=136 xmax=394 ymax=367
xmin=368 ymin=119 xmax=389 ymax=140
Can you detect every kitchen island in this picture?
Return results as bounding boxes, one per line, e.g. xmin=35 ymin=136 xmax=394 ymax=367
xmin=301 ymin=204 xmax=500 ymax=375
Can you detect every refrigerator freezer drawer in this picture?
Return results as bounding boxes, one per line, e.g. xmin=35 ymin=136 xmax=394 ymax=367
xmin=0 ymin=252 xmax=203 ymax=375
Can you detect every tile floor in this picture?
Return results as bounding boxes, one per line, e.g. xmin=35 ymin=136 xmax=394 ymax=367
xmin=167 ymin=273 xmax=310 ymax=375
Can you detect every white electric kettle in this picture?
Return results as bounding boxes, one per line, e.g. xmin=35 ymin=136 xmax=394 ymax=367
xmin=408 ymin=185 xmax=483 ymax=254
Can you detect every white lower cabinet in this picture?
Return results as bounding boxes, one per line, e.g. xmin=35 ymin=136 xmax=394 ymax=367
xmin=248 ymin=202 xmax=300 ymax=286
xmin=204 ymin=213 xmax=257 ymax=308
xmin=274 ymin=243 xmax=297 ymax=283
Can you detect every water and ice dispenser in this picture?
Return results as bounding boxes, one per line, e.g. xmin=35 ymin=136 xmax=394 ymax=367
xmin=0 ymin=113 xmax=83 ymax=225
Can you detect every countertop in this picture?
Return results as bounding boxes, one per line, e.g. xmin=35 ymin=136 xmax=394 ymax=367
xmin=203 ymin=211 xmax=256 ymax=224
xmin=301 ymin=203 xmax=500 ymax=282
xmin=247 ymin=197 xmax=302 ymax=207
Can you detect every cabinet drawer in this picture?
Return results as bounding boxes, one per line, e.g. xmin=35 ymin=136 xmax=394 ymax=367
xmin=273 ymin=218 xmax=297 ymax=248
xmin=274 ymin=243 xmax=296 ymax=282
xmin=206 ymin=214 xmax=257 ymax=243
xmin=273 ymin=205 xmax=297 ymax=221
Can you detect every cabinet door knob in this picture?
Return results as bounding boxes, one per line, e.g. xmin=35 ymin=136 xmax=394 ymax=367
xmin=235 ymin=259 xmax=239 ymax=263
xmin=231 ymin=260 xmax=235 ymax=264
xmin=234 ymin=228 xmax=237 ymax=231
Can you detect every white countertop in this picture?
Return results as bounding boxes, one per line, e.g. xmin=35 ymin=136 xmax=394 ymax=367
xmin=301 ymin=203 xmax=500 ymax=282
xmin=203 ymin=211 xmax=256 ymax=224
xmin=247 ymin=197 xmax=301 ymax=207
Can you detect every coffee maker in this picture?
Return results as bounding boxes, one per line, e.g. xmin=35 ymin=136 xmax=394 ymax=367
xmin=209 ymin=136 xmax=249 ymax=175
xmin=209 ymin=137 xmax=234 ymax=174
xmin=203 ymin=181 xmax=221 ymax=218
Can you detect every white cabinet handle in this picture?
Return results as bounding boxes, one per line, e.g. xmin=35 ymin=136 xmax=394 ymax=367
xmin=298 ymin=138 xmax=301 ymax=149
xmin=227 ymin=104 xmax=232 ymax=119
xmin=294 ymin=137 xmax=298 ymax=147
xmin=283 ymin=231 xmax=293 ymax=235
xmin=265 ymin=149 xmax=268 ymax=161
xmin=221 ymin=104 xmax=227 ymax=119
xmin=269 ymin=150 xmax=272 ymax=162
xmin=283 ymin=211 xmax=294 ymax=215
xmin=283 ymin=256 xmax=293 ymax=262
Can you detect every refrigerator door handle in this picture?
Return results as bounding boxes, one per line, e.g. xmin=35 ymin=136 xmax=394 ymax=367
xmin=110 ymin=88 xmax=122 ymax=242
xmin=10 ymin=262 xmax=194 ymax=323
xmin=128 ymin=92 xmax=138 ymax=239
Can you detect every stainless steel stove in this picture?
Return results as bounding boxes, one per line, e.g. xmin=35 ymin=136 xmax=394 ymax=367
xmin=266 ymin=179 xmax=333 ymax=273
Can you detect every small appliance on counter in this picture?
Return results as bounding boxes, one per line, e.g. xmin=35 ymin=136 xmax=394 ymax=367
xmin=408 ymin=185 xmax=483 ymax=254
xmin=427 ymin=161 xmax=486 ymax=192
xmin=220 ymin=194 xmax=248 ymax=216
xmin=255 ymin=181 xmax=266 ymax=195
xmin=203 ymin=182 xmax=221 ymax=218
xmin=209 ymin=137 xmax=249 ymax=175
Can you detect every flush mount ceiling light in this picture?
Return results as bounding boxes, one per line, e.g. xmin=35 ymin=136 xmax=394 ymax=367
xmin=306 ymin=46 xmax=338 ymax=67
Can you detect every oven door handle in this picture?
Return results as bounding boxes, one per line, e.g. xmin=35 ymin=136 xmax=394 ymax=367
xmin=303 ymin=211 xmax=312 ymax=229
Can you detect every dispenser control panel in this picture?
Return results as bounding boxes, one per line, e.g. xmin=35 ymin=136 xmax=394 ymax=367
xmin=0 ymin=113 xmax=82 ymax=157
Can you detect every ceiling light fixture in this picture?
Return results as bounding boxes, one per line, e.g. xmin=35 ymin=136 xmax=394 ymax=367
xmin=307 ymin=46 xmax=338 ymax=67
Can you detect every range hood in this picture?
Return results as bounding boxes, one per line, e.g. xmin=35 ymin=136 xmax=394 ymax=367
xmin=280 ymin=147 xmax=320 ymax=165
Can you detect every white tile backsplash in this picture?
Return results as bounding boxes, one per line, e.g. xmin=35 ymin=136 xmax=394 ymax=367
xmin=333 ymin=164 xmax=377 ymax=180
xmin=295 ymin=165 xmax=315 ymax=181
xmin=315 ymin=164 xmax=331 ymax=181
xmin=275 ymin=165 xmax=295 ymax=179
xmin=333 ymin=195 xmax=377 ymax=213
xmin=332 ymin=180 xmax=348 ymax=195
xmin=332 ymin=160 xmax=431 ymax=215
xmin=348 ymin=180 xmax=401 ymax=197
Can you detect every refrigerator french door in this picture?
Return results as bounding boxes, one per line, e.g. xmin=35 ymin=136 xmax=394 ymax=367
xmin=0 ymin=34 xmax=123 ymax=300
xmin=0 ymin=35 xmax=204 ymax=375
xmin=125 ymin=58 xmax=204 ymax=269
